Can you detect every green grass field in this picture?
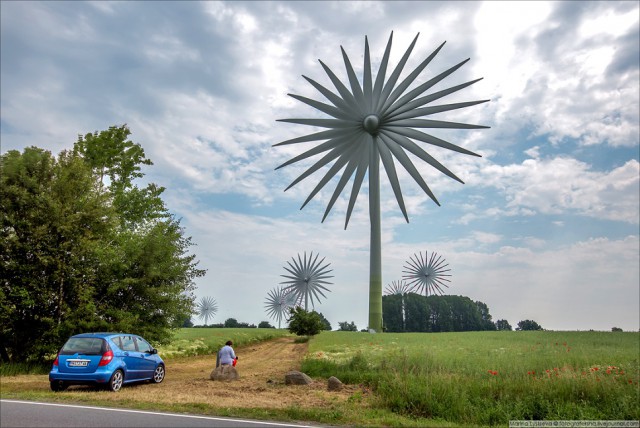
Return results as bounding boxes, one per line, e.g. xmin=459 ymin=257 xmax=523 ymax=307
xmin=155 ymin=327 xmax=292 ymax=358
xmin=302 ymin=330 xmax=640 ymax=426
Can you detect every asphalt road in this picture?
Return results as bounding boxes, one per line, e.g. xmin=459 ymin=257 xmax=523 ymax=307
xmin=0 ymin=400 xmax=320 ymax=428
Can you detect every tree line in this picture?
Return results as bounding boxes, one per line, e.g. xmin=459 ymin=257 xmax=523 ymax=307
xmin=0 ymin=125 xmax=205 ymax=363
xmin=384 ymin=294 xmax=501 ymax=332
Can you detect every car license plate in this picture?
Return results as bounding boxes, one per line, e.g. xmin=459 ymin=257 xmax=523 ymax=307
xmin=69 ymin=360 xmax=89 ymax=367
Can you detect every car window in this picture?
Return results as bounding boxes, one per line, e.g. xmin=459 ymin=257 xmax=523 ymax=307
xmin=135 ymin=337 xmax=152 ymax=353
xmin=111 ymin=336 xmax=123 ymax=349
xmin=120 ymin=335 xmax=137 ymax=352
xmin=60 ymin=338 xmax=105 ymax=355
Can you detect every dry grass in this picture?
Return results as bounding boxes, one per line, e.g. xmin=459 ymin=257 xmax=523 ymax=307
xmin=1 ymin=337 xmax=369 ymax=412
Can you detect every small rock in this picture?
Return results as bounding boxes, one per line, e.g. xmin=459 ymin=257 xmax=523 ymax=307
xmin=210 ymin=365 xmax=239 ymax=381
xmin=327 ymin=376 xmax=343 ymax=391
xmin=285 ymin=370 xmax=312 ymax=385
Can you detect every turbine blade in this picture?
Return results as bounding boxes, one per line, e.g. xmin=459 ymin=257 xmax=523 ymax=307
xmin=318 ymin=60 xmax=363 ymax=115
xmin=386 ymin=127 xmax=481 ymax=157
xmin=278 ymin=118 xmax=360 ymax=129
xmin=344 ymin=138 xmax=371 ymax=229
xmin=287 ymin=93 xmax=354 ymax=120
xmin=300 ymin=143 xmax=360 ymax=209
xmin=372 ymin=32 xmax=393 ymax=111
xmin=384 ymin=58 xmax=471 ymax=117
xmin=302 ymin=75 xmax=360 ymax=116
xmin=379 ymin=41 xmax=446 ymax=114
xmin=375 ymin=33 xmax=419 ymax=112
xmin=386 ymin=118 xmax=490 ymax=130
xmin=284 ymin=143 xmax=355 ymax=191
xmin=321 ymin=144 xmax=362 ymax=223
xmin=341 ymin=46 xmax=366 ymax=106
xmin=379 ymin=130 xmax=464 ymax=183
xmin=275 ymin=130 xmax=359 ymax=170
xmin=387 ymin=99 xmax=490 ymax=121
xmin=386 ymin=76 xmax=483 ymax=120
xmin=273 ymin=128 xmax=348 ymax=147
xmin=363 ymin=36 xmax=373 ymax=111
xmin=377 ymin=136 xmax=409 ymax=222
xmin=381 ymin=136 xmax=440 ymax=206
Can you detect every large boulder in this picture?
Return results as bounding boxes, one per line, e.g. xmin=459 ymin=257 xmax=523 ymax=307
xmin=210 ymin=365 xmax=239 ymax=381
xmin=327 ymin=376 xmax=343 ymax=391
xmin=284 ymin=370 xmax=312 ymax=385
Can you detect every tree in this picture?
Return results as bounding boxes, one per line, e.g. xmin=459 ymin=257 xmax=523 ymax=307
xmin=338 ymin=321 xmax=358 ymax=332
xmin=516 ymin=320 xmax=543 ymax=331
xmin=383 ymin=294 xmax=497 ymax=333
xmin=611 ymin=327 xmax=623 ymax=332
xmin=224 ymin=318 xmax=239 ymax=328
xmin=0 ymin=126 xmax=205 ymax=363
xmin=1 ymin=147 xmax=114 ymax=361
xmin=287 ymin=307 xmax=325 ymax=337
xmin=258 ymin=321 xmax=274 ymax=329
xmin=495 ymin=319 xmax=512 ymax=331
xmin=317 ymin=312 xmax=332 ymax=331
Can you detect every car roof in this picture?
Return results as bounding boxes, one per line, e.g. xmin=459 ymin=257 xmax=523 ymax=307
xmin=71 ymin=332 xmax=133 ymax=339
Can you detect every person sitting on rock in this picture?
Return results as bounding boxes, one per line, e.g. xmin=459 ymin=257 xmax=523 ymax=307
xmin=217 ymin=340 xmax=237 ymax=367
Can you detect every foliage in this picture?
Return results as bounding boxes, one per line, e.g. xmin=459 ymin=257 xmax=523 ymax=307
xmin=383 ymin=294 xmax=497 ymax=333
xmin=287 ymin=307 xmax=325 ymax=337
xmin=495 ymin=319 xmax=512 ymax=331
xmin=224 ymin=318 xmax=239 ymax=328
xmin=517 ymin=319 xmax=544 ymax=331
xmin=338 ymin=321 xmax=358 ymax=332
xmin=612 ymin=327 xmax=623 ymax=332
xmin=317 ymin=312 xmax=332 ymax=331
xmin=0 ymin=126 xmax=205 ymax=363
xmin=303 ymin=330 xmax=640 ymax=425
xmin=258 ymin=321 xmax=274 ymax=329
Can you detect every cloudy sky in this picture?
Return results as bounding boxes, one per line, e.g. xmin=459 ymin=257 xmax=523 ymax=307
xmin=2 ymin=1 xmax=638 ymax=331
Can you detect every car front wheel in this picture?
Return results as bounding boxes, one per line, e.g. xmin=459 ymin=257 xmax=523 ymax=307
xmin=50 ymin=380 xmax=68 ymax=392
xmin=152 ymin=364 xmax=165 ymax=383
xmin=107 ymin=369 xmax=124 ymax=392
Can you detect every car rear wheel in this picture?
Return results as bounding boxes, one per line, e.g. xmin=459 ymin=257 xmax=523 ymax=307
xmin=107 ymin=369 xmax=124 ymax=392
xmin=152 ymin=364 xmax=165 ymax=383
xmin=50 ymin=381 xmax=68 ymax=392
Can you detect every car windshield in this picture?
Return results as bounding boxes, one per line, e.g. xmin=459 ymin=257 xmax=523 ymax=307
xmin=60 ymin=337 xmax=106 ymax=355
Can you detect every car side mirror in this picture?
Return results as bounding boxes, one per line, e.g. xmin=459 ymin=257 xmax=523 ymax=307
xmin=151 ymin=348 xmax=158 ymax=354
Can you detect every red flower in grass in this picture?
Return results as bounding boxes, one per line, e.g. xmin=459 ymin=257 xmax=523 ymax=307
xmin=487 ymin=370 xmax=498 ymax=376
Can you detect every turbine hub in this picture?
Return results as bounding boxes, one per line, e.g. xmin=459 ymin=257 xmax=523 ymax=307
xmin=363 ymin=114 xmax=380 ymax=135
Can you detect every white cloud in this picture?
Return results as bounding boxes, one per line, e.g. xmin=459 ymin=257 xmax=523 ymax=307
xmin=474 ymin=157 xmax=639 ymax=224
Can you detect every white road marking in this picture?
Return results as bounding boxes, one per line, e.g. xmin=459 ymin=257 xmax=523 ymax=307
xmin=0 ymin=400 xmax=316 ymax=427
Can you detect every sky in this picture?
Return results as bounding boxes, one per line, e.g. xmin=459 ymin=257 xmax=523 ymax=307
xmin=1 ymin=1 xmax=639 ymax=332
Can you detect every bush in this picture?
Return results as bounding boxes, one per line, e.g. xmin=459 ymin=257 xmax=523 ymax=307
xmin=287 ymin=307 xmax=325 ymax=336
xmin=516 ymin=319 xmax=543 ymax=331
xmin=338 ymin=321 xmax=358 ymax=331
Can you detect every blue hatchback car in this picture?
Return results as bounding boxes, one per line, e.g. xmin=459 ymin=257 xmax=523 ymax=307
xmin=49 ymin=332 xmax=165 ymax=392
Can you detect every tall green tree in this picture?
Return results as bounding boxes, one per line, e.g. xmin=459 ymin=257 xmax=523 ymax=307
xmin=1 ymin=148 xmax=114 ymax=361
xmin=1 ymin=126 xmax=205 ymax=362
